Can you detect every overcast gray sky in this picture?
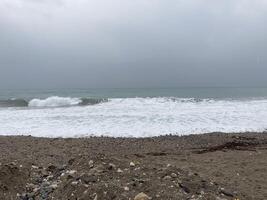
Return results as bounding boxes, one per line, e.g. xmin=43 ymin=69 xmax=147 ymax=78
xmin=1 ymin=0 xmax=267 ymax=89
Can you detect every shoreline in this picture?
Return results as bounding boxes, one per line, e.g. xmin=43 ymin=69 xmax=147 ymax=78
xmin=1 ymin=132 xmax=267 ymax=199
xmin=1 ymin=130 xmax=266 ymax=138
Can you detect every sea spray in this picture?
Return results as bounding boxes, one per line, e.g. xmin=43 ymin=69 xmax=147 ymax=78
xmin=0 ymin=97 xmax=267 ymax=137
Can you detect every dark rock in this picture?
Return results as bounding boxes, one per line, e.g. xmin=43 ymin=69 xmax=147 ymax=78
xmin=107 ymin=163 xmax=116 ymax=170
xmin=80 ymin=174 xmax=97 ymax=183
xmin=220 ymin=188 xmax=234 ymax=197
xmin=47 ymin=165 xmax=57 ymax=172
xmin=68 ymin=158 xmax=75 ymax=165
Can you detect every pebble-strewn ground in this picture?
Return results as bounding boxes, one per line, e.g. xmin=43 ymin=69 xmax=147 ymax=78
xmin=0 ymin=132 xmax=267 ymax=200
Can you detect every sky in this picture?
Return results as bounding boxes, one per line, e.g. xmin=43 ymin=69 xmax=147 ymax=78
xmin=0 ymin=0 xmax=267 ymax=89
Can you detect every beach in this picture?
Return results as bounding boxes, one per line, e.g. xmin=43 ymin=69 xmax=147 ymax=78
xmin=2 ymin=0 xmax=267 ymax=198
xmin=1 ymin=132 xmax=267 ymax=200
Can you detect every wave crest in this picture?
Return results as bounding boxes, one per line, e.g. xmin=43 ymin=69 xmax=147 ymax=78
xmin=28 ymin=96 xmax=81 ymax=107
xmin=0 ymin=97 xmax=215 ymax=108
xmin=28 ymin=96 xmax=108 ymax=107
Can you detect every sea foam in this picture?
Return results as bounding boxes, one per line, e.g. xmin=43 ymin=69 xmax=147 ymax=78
xmin=0 ymin=97 xmax=267 ymax=137
xmin=28 ymin=96 xmax=82 ymax=107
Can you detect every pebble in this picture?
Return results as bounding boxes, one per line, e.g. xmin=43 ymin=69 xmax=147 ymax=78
xmin=220 ymin=188 xmax=234 ymax=197
xmin=124 ymin=186 xmax=130 ymax=191
xmin=31 ymin=165 xmax=38 ymax=169
xmin=80 ymin=173 xmax=97 ymax=183
xmin=26 ymin=183 xmax=36 ymax=189
xmin=47 ymin=175 xmax=54 ymax=180
xmin=66 ymin=170 xmax=77 ymax=175
xmin=47 ymin=164 xmax=57 ymax=172
xmin=108 ymin=163 xmax=116 ymax=170
xmin=88 ymin=160 xmax=94 ymax=168
xmin=93 ymin=194 xmax=98 ymax=200
xmin=49 ymin=183 xmax=58 ymax=189
xmin=33 ymin=187 xmax=40 ymax=193
xmin=171 ymin=173 xmax=177 ymax=178
xmin=216 ymin=197 xmax=228 ymax=200
xmin=71 ymin=181 xmax=79 ymax=186
xmin=163 ymin=175 xmax=172 ymax=180
xmin=130 ymin=162 xmax=135 ymax=167
xmin=134 ymin=192 xmax=150 ymax=200
xmin=117 ymin=168 xmax=123 ymax=173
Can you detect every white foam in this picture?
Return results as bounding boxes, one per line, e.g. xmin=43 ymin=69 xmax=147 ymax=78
xmin=1 ymin=97 xmax=267 ymax=137
xmin=28 ymin=96 xmax=81 ymax=107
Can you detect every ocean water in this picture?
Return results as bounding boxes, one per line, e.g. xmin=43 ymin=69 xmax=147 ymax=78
xmin=0 ymin=88 xmax=267 ymax=137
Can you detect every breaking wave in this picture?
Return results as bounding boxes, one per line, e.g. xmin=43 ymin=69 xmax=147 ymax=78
xmin=0 ymin=96 xmax=108 ymax=108
xmin=1 ymin=97 xmax=267 ymax=137
xmin=0 ymin=96 xmax=259 ymax=108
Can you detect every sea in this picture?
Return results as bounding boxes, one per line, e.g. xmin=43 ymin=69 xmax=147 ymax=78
xmin=0 ymin=87 xmax=267 ymax=137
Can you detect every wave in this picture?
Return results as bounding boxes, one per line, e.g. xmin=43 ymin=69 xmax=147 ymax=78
xmin=1 ymin=97 xmax=267 ymax=137
xmin=0 ymin=96 xmax=108 ymax=108
xmin=0 ymin=99 xmax=28 ymax=107
xmin=78 ymin=97 xmax=108 ymax=106
xmin=0 ymin=96 xmax=261 ymax=108
xmin=28 ymin=96 xmax=82 ymax=107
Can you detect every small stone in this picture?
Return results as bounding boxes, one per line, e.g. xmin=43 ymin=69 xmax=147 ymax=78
xmin=66 ymin=174 xmax=74 ymax=180
xmin=66 ymin=170 xmax=77 ymax=175
xmin=41 ymin=181 xmax=51 ymax=187
xmin=89 ymin=160 xmax=94 ymax=168
xmin=163 ymin=175 xmax=172 ymax=180
xmin=134 ymin=192 xmax=150 ymax=200
xmin=171 ymin=173 xmax=177 ymax=178
xmin=50 ymin=183 xmax=58 ymax=189
xmin=117 ymin=168 xmax=123 ymax=173
xmin=26 ymin=183 xmax=36 ymax=189
xmin=47 ymin=175 xmax=54 ymax=180
xmin=93 ymin=194 xmax=98 ymax=200
xmin=47 ymin=164 xmax=57 ymax=172
xmin=80 ymin=174 xmax=97 ymax=183
xmin=130 ymin=162 xmax=135 ymax=167
xmin=68 ymin=158 xmax=75 ymax=165
xmin=216 ymin=197 xmax=228 ymax=200
xmin=71 ymin=181 xmax=79 ymax=186
xmin=31 ymin=165 xmax=38 ymax=169
xmin=108 ymin=163 xmax=116 ymax=170
xmin=33 ymin=187 xmax=40 ymax=193
xmin=83 ymin=189 xmax=88 ymax=194
xmin=124 ymin=186 xmax=129 ymax=191
xmin=220 ymin=188 xmax=234 ymax=197
xmin=41 ymin=170 xmax=49 ymax=177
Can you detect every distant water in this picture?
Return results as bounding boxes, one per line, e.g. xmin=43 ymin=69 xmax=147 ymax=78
xmin=0 ymin=88 xmax=267 ymax=137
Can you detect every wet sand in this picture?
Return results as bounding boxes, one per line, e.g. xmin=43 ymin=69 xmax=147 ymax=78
xmin=0 ymin=132 xmax=267 ymax=200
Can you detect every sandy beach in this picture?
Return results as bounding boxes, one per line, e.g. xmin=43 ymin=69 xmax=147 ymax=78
xmin=0 ymin=132 xmax=267 ymax=200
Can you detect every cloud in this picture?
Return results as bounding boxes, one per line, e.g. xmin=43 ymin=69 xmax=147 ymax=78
xmin=0 ymin=0 xmax=267 ymax=88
